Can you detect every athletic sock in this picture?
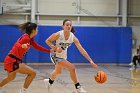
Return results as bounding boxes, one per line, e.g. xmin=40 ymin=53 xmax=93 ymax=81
xmin=75 ymin=82 xmax=81 ymax=89
xmin=49 ymin=78 xmax=54 ymax=85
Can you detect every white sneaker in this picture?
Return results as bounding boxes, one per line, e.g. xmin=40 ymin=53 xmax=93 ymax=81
xmin=20 ymin=88 xmax=28 ymax=93
xmin=129 ymin=67 xmax=134 ymax=70
xmin=129 ymin=65 xmax=137 ymax=70
xmin=129 ymin=62 xmax=133 ymax=66
xmin=44 ymin=79 xmax=51 ymax=92
xmin=76 ymin=86 xmax=87 ymax=93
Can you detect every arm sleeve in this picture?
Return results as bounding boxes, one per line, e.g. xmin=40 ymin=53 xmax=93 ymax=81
xmin=31 ymin=38 xmax=50 ymax=53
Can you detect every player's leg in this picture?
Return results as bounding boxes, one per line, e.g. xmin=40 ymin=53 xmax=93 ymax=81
xmin=44 ymin=54 xmax=63 ymax=86
xmin=138 ymin=57 xmax=140 ymax=67
xmin=16 ymin=63 xmax=36 ymax=93
xmin=50 ymin=62 xmax=63 ymax=81
xmin=59 ymin=60 xmax=78 ymax=84
xmin=0 ymin=61 xmax=18 ymax=88
xmin=0 ymin=71 xmax=16 ymax=87
xmin=44 ymin=62 xmax=63 ymax=92
xmin=133 ymin=56 xmax=137 ymax=68
xmin=58 ymin=60 xmax=87 ymax=93
xmin=130 ymin=56 xmax=137 ymax=70
xmin=0 ymin=62 xmax=17 ymax=93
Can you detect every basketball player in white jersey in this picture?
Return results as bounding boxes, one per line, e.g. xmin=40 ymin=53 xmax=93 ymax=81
xmin=44 ymin=19 xmax=98 ymax=93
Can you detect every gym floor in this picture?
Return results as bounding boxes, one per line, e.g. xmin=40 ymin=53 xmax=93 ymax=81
xmin=0 ymin=63 xmax=140 ymax=93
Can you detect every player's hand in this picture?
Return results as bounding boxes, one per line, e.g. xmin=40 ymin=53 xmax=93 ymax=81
xmin=56 ymin=47 xmax=62 ymax=53
xmin=90 ymin=61 xmax=98 ymax=68
xmin=22 ymin=43 xmax=29 ymax=49
xmin=52 ymin=45 xmax=57 ymax=51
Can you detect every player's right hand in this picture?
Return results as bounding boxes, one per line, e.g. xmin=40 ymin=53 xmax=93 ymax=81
xmin=22 ymin=43 xmax=29 ymax=49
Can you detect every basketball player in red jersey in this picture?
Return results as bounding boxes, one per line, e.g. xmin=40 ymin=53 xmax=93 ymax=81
xmin=0 ymin=22 xmax=50 ymax=93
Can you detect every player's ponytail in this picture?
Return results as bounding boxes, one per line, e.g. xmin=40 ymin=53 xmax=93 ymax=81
xmin=19 ymin=22 xmax=37 ymax=35
xmin=71 ymin=27 xmax=76 ymax=33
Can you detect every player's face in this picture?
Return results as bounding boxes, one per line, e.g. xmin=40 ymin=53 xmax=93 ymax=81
xmin=32 ymin=27 xmax=38 ymax=36
xmin=63 ymin=21 xmax=72 ymax=32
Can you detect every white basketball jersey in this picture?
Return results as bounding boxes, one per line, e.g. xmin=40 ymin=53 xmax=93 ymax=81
xmin=55 ymin=30 xmax=74 ymax=59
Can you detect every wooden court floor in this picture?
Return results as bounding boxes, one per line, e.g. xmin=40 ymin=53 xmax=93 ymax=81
xmin=0 ymin=63 xmax=140 ymax=93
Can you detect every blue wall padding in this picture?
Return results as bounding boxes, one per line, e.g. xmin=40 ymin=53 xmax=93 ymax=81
xmin=0 ymin=25 xmax=132 ymax=63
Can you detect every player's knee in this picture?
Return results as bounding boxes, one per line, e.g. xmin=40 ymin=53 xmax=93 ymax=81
xmin=29 ymin=70 xmax=36 ymax=78
xmin=6 ymin=75 xmax=16 ymax=82
xmin=32 ymin=70 xmax=36 ymax=77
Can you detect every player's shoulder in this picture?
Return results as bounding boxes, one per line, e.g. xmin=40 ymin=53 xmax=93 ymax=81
xmin=22 ymin=33 xmax=29 ymax=37
xmin=52 ymin=30 xmax=61 ymax=37
xmin=73 ymin=35 xmax=79 ymax=43
xmin=21 ymin=33 xmax=30 ymax=41
xmin=70 ymin=31 xmax=75 ymax=36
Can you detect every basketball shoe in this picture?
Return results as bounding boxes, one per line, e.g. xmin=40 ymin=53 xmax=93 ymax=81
xmin=76 ymin=86 xmax=87 ymax=93
xmin=44 ymin=79 xmax=52 ymax=92
xmin=20 ymin=88 xmax=28 ymax=93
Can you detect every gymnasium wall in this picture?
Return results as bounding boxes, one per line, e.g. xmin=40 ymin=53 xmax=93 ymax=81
xmin=0 ymin=25 xmax=132 ymax=63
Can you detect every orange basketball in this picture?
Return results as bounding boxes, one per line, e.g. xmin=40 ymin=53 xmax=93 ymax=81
xmin=95 ymin=71 xmax=107 ymax=84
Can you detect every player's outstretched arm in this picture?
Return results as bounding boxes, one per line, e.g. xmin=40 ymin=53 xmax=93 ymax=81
xmin=73 ymin=36 xmax=98 ymax=68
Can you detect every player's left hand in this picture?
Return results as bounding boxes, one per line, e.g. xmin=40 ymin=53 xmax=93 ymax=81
xmin=56 ymin=47 xmax=62 ymax=53
xmin=90 ymin=61 xmax=98 ymax=68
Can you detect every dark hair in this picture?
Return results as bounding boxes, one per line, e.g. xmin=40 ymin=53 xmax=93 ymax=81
xmin=19 ymin=22 xmax=37 ymax=35
xmin=63 ymin=19 xmax=76 ymax=33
